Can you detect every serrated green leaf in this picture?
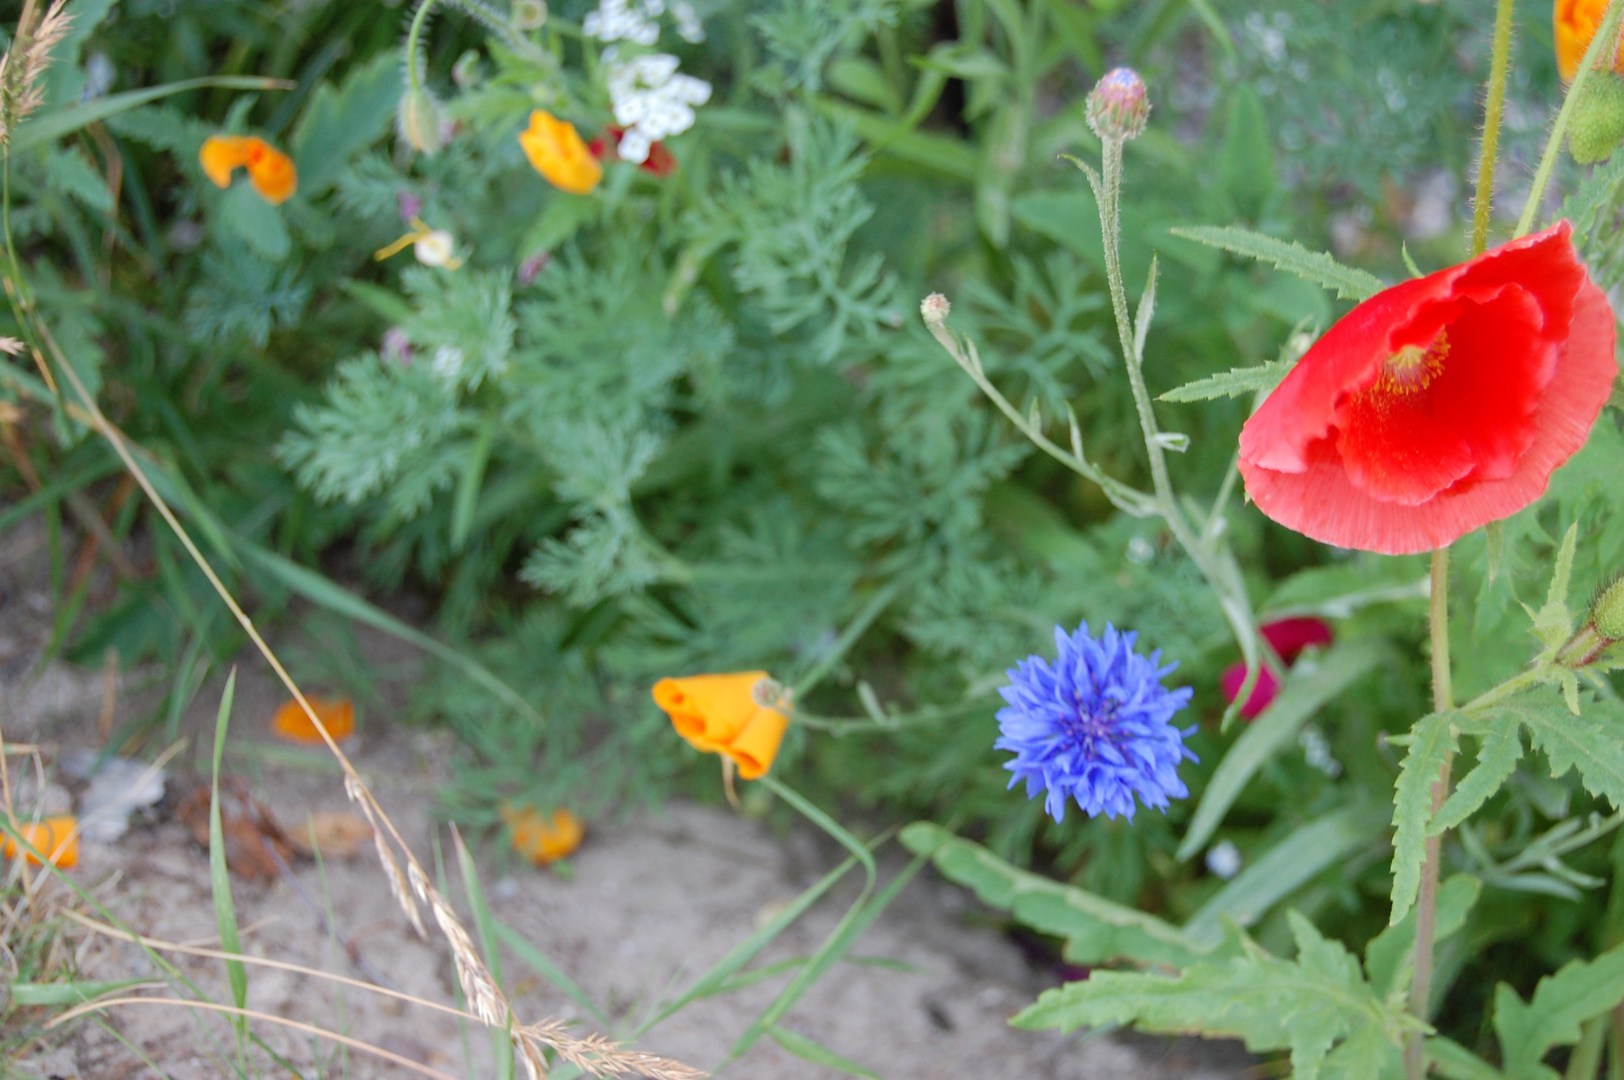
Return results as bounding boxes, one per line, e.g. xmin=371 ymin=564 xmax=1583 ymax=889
xmin=899 ymin=823 xmax=1205 ymax=967
xmin=1557 ymin=152 xmax=1624 ymax=249
xmin=1179 ymin=640 xmax=1386 ymax=861
xmin=1529 ymin=523 xmax=1581 ymax=651
xmin=1320 ymin=1025 xmax=1404 ymax=1080
xmin=1491 ymin=691 xmax=1624 ymax=809
xmin=1427 ymin=1036 xmax=1507 ymax=1080
xmin=1364 ymin=874 xmax=1481 ymax=1002
xmin=1495 ymin=936 xmax=1624 ymax=1080
xmin=1159 ymin=359 xmax=1292 ymax=403
xmin=1015 ymin=911 xmax=1410 ymax=1080
xmin=1184 ymin=805 xmax=1386 ymax=948
xmin=1170 ymin=225 xmax=1384 ymax=300
xmin=1389 ymin=711 xmax=1460 ymax=925
xmin=1431 ymin=715 xmax=1523 ymax=836
xmin=290 ymin=52 xmax=400 ymax=195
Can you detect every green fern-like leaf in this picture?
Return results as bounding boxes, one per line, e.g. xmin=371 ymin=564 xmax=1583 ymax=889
xmin=1495 ymin=937 xmax=1624 ymax=1080
xmin=1389 ymin=711 xmax=1460 ymax=925
xmin=1014 ymin=911 xmax=1413 ymax=1080
xmin=1159 ymin=359 xmax=1293 ymax=403
xmin=1171 ymin=225 xmax=1384 ymax=300
xmin=1490 ymin=692 xmax=1624 ymax=810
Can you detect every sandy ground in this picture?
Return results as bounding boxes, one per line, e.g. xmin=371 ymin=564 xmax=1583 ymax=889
xmin=1 ymin=516 xmax=1251 ymax=1079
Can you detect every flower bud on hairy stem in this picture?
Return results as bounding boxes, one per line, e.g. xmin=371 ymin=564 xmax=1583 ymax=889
xmin=920 ymin=292 xmax=951 ymax=329
xmin=1086 ymin=67 xmax=1149 ymax=142
xmin=398 ymin=86 xmax=446 ymax=155
xmin=1558 ymin=573 xmax=1624 ymax=667
xmin=510 ymin=0 xmax=547 ymax=31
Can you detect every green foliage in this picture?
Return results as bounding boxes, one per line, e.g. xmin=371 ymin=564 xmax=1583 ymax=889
xmin=1494 ymin=939 xmax=1624 ymax=1080
xmin=1016 ymin=912 xmax=1416 ymax=1080
xmin=1169 ymin=225 xmax=1384 ymax=301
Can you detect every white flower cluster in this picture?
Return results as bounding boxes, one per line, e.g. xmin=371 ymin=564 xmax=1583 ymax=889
xmin=604 ymin=50 xmax=711 ymax=164
xmin=584 ymin=0 xmax=704 ymax=46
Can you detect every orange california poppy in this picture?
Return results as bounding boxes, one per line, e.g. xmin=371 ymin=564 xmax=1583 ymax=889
xmin=270 ymin=695 xmax=355 ymax=744
xmin=652 ymin=672 xmax=790 ymax=780
xmin=500 ymin=804 xmax=583 ymax=864
xmin=3 ymin=815 xmax=78 ymax=867
xmin=1557 ymin=0 xmax=1624 ymax=82
xmin=199 ymin=135 xmax=298 ymax=205
xmin=518 ymin=110 xmax=603 ymax=195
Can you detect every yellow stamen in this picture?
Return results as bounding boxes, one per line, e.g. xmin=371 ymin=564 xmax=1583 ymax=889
xmin=374 ymin=217 xmax=433 ymax=262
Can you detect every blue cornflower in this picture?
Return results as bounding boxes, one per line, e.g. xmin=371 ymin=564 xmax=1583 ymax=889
xmin=995 ymin=622 xmax=1196 ymax=822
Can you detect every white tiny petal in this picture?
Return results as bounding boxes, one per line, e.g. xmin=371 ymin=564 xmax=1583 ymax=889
xmin=617 ymin=128 xmax=652 ymax=164
xmin=414 ymin=230 xmax=456 ymax=267
xmin=613 ymin=95 xmax=649 ymax=127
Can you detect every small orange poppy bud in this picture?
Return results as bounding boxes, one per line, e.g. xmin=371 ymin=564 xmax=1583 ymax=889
xmin=518 ymin=110 xmax=603 ymax=195
xmin=270 ymin=696 xmax=355 ymax=744
xmin=499 ymin=804 xmax=583 ymax=864
xmin=1557 ymin=0 xmax=1624 ymax=82
xmin=3 ymin=815 xmax=78 ymax=867
xmin=199 ymin=134 xmax=298 ymax=205
xmin=652 ymin=672 xmax=790 ymax=780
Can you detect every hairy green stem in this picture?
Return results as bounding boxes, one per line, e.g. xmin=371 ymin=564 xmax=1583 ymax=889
xmin=1471 ymin=0 xmax=1517 ymax=256
xmin=405 ymin=0 xmax=437 ymax=92
xmin=1518 ymin=0 xmax=1624 ymax=237
xmin=1406 ymin=547 xmax=1456 ymax=1080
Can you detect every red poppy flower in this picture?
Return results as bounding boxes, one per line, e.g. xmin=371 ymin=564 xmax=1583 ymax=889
xmin=1239 ymin=222 xmax=1616 ymax=555
xmin=1219 ymin=617 xmax=1334 ymax=719
xmin=589 ymin=125 xmax=678 ymax=177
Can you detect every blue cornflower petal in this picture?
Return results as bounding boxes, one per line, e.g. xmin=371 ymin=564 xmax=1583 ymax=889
xmin=995 ymin=621 xmax=1197 ymax=822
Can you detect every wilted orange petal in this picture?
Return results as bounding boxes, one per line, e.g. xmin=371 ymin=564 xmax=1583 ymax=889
xmin=518 ymin=110 xmax=603 ymax=195
xmin=199 ymin=135 xmax=253 ymax=188
xmin=3 ymin=815 xmax=78 ymax=867
xmin=501 ymin=804 xmax=583 ymax=864
xmin=243 ymin=138 xmax=298 ymax=205
xmin=271 ymin=696 xmax=355 ymax=743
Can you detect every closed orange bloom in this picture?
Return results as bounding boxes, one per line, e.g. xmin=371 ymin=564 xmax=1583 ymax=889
xmin=271 ymin=695 xmax=355 ymax=743
xmin=199 ymin=135 xmax=298 ymax=204
xmin=1557 ymin=0 xmax=1624 ymax=82
xmin=500 ymin=804 xmax=583 ymax=864
xmin=653 ymin=672 xmax=790 ymax=780
xmin=3 ymin=815 xmax=78 ymax=867
xmin=518 ymin=110 xmax=603 ymax=194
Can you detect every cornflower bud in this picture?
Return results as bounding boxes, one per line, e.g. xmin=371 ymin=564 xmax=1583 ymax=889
xmin=398 ymin=87 xmax=446 ymax=156
xmin=510 ymin=0 xmax=547 ymax=31
xmin=920 ymin=292 xmax=951 ymax=328
xmin=1086 ymin=67 xmax=1150 ymax=142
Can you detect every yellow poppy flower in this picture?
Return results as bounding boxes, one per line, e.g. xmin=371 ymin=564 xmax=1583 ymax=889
xmin=500 ymin=804 xmax=583 ymax=864
xmin=199 ymin=135 xmax=298 ymax=205
xmin=518 ymin=110 xmax=603 ymax=194
xmin=270 ymin=695 xmax=355 ymax=744
xmin=1557 ymin=0 xmax=1624 ymax=82
xmin=653 ymin=672 xmax=790 ymax=780
xmin=3 ymin=815 xmax=78 ymax=867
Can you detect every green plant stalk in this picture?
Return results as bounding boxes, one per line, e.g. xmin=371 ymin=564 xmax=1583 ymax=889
xmin=1095 ymin=136 xmax=1265 ymax=731
xmin=406 ymin=0 xmax=438 ymax=92
xmin=1517 ymin=0 xmax=1624 ymax=238
xmin=1406 ymin=546 xmax=1456 ymax=1080
xmin=1471 ymin=0 xmax=1517 ymax=256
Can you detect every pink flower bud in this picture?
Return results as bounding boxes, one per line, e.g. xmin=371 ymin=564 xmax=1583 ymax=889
xmin=1086 ymin=67 xmax=1150 ymax=141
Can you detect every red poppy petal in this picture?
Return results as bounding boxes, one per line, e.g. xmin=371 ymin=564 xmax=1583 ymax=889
xmin=1334 ymin=390 xmax=1475 ymax=506
xmin=1260 ymin=617 xmax=1334 ymax=662
xmin=1220 ymin=662 xmax=1280 ymax=719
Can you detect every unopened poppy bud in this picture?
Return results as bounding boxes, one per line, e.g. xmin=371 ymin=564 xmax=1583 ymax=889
xmin=510 ymin=0 xmax=547 ymax=30
xmin=1086 ymin=67 xmax=1150 ymax=142
xmin=920 ymin=292 xmax=951 ymax=328
xmin=1591 ymin=574 xmax=1624 ymax=639
xmin=1569 ymin=70 xmax=1624 ymax=163
xmin=452 ymin=50 xmax=484 ymax=88
xmin=398 ymin=87 xmax=446 ymax=156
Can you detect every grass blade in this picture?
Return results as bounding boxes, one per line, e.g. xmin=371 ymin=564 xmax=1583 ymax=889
xmin=207 ymin=670 xmax=248 ymax=1053
xmin=14 ymin=77 xmax=293 ymax=150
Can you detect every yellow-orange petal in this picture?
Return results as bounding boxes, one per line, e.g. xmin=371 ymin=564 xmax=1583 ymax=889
xmin=724 ymin=705 xmax=789 ymax=780
xmin=501 ymin=804 xmax=583 ymax=864
xmin=3 ymin=815 xmax=78 ymax=867
xmin=199 ymin=135 xmax=253 ymax=188
xmin=1557 ymin=0 xmax=1624 ymax=82
xmin=270 ymin=695 xmax=355 ymax=744
xmin=243 ymin=137 xmax=298 ymax=205
xmin=653 ymin=672 xmax=766 ymax=752
xmin=518 ymin=110 xmax=603 ymax=195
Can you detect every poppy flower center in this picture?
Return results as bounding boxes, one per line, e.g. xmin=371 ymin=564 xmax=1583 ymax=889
xmin=1377 ymin=332 xmax=1448 ymax=396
